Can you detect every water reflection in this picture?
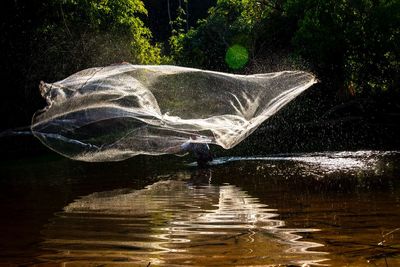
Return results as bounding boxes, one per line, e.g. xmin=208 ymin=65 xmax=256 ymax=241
xmin=40 ymin=171 xmax=328 ymax=266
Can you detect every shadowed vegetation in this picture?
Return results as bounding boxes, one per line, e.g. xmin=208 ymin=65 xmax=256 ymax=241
xmin=0 ymin=0 xmax=399 ymax=153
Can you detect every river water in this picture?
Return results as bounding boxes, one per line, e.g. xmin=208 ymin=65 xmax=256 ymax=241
xmin=1 ymin=150 xmax=399 ymax=266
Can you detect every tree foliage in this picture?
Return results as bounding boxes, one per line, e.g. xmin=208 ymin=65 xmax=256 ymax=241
xmin=286 ymin=0 xmax=400 ymax=94
xmin=32 ymin=0 xmax=164 ymax=79
xmin=170 ymin=0 xmax=400 ymax=95
xmin=1 ymin=0 xmax=399 ymax=130
xmin=0 ymin=0 xmax=165 ymax=128
xmin=170 ymin=0 xmax=269 ymax=70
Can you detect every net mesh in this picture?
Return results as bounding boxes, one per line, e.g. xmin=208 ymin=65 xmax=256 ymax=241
xmin=31 ymin=64 xmax=317 ymax=162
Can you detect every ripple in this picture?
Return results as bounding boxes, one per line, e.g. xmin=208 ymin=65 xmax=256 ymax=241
xmin=40 ymin=178 xmax=328 ymax=266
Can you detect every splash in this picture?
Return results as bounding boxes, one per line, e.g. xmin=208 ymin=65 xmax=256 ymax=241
xmin=31 ymin=64 xmax=317 ymax=162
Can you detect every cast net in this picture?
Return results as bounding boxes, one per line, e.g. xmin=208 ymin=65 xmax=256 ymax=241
xmin=31 ymin=64 xmax=317 ymax=161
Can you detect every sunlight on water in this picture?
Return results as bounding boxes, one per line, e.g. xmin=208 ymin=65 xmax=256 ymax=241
xmin=1 ymin=150 xmax=398 ymax=266
xmin=40 ymin=176 xmax=328 ymax=266
xmin=207 ymin=150 xmax=397 ymax=177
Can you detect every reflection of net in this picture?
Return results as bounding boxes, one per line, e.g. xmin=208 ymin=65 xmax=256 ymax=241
xmin=41 ymin=179 xmax=327 ymax=266
xmin=32 ymin=64 xmax=317 ymax=162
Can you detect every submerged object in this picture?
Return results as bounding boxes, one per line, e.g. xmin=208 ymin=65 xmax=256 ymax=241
xmin=31 ymin=64 xmax=317 ymax=162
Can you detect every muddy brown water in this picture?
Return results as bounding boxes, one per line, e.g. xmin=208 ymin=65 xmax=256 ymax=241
xmin=0 ymin=151 xmax=399 ymax=266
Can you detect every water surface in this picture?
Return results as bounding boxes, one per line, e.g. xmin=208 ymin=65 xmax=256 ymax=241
xmin=0 ymin=150 xmax=399 ymax=266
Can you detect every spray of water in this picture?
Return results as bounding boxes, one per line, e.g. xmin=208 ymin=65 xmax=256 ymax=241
xmin=31 ymin=64 xmax=317 ymax=162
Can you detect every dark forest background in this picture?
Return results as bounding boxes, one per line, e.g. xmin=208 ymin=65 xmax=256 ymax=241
xmin=1 ymin=0 xmax=399 ymax=156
